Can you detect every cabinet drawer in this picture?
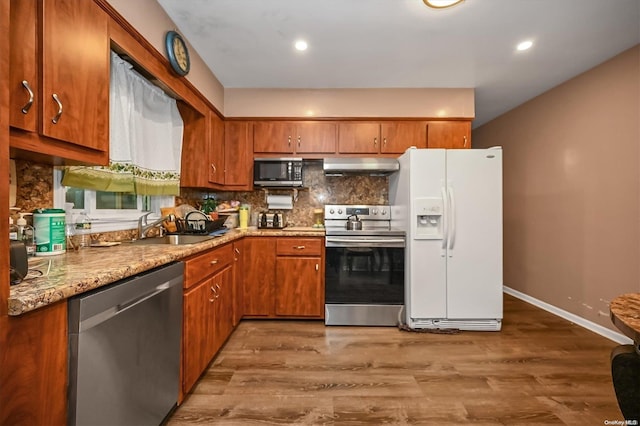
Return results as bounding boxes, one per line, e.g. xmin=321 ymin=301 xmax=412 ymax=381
xmin=276 ymin=238 xmax=323 ymax=256
xmin=184 ymin=243 xmax=234 ymax=288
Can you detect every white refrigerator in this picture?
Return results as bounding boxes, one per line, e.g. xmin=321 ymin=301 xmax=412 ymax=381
xmin=389 ymin=147 xmax=503 ymax=331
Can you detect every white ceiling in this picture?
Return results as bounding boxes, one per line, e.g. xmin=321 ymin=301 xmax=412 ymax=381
xmin=157 ymin=0 xmax=640 ymax=127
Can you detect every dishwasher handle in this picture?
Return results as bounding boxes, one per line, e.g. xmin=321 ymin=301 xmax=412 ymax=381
xmin=79 ymin=281 xmax=173 ymax=333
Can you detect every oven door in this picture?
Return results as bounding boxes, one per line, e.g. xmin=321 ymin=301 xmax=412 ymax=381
xmin=324 ymin=236 xmax=405 ymax=326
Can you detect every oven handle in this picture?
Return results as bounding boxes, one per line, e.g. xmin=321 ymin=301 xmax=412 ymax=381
xmin=325 ymin=237 xmax=406 ymax=248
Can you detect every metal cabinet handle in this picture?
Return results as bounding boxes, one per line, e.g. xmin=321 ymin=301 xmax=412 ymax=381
xmin=297 ymin=136 xmax=301 ymax=148
xmin=383 ymin=137 xmax=387 ymax=146
xmin=211 ymin=163 xmax=217 ymax=173
xmin=21 ymin=80 xmax=34 ymax=114
xmin=215 ymin=283 xmax=221 ymax=291
xmin=463 ymin=136 xmax=468 ymax=147
xmin=51 ymin=94 xmax=63 ymax=124
xmin=209 ymin=286 xmax=218 ymax=303
xmin=288 ymin=136 xmax=291 ymax=147
xmin=373 ymin=137 xmax=377 ymax=146
xmin=315 ymin=264 xmax=319 ymax=271
xmin=234 ymin=248 xmax=240 ymax=254
xmin=293 ymin=245 xmax=305 ymax=250
xmin=210 ymin=259 xmax=218 ymax=265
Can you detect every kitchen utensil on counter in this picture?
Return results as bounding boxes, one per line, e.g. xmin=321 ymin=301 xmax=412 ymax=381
xmin=176 ymin=212 xmax=229 ymax=234
xmin=257 ymin=212 xmax=285 ymax=229
xmin=174 ymin=204 xmax=196 ymax=219
xmin=345 ymin=214 xmax=362 ymax=230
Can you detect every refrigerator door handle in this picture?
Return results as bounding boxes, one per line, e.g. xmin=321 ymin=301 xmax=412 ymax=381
xmin=441 ymin=186 xmax=448 ymax=256
xmin=448 ymin=185 xmax=456 ymax=256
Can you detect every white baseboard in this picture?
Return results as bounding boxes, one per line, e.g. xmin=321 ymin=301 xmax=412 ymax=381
xmin=503 ymin=286 xmax=633 ymax=345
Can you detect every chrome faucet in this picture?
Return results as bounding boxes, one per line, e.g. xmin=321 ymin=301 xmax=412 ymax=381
xmin=137 ymin=212 xmax=173 ymax=239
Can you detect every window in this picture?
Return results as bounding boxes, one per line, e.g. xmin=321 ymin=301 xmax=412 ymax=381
xmin=53 ymin=169 xmax=175 ymax=233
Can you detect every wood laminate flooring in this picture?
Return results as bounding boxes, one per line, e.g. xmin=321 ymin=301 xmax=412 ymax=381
xmin=168 ymin=294 xmax=624 ymax=425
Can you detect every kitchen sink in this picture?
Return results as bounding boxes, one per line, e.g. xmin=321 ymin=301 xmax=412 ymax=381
xmin=130 ymin=234 xmax=217 ymax=245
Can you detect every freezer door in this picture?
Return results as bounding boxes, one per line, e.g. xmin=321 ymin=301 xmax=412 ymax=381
xmin=406 ymin=149 xmax=448 ymax=320
xmin=445 ymin=149 xmax=503 ymax=319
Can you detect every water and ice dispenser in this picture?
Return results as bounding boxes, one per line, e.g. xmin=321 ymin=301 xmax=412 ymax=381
xmin=414 ymin=197 xmax=443 ymax=239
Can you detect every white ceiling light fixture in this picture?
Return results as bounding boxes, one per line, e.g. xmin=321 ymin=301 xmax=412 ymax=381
xmin=423 ymin=0 xmax=464 ymax=8
xmin=517 ymin=40 xmax=533 ymax=51
xmin=294 ymin=40 xmax=308 ymax=51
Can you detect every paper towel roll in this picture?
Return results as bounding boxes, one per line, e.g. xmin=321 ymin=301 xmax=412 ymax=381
xmin=267 ymin=194 xmax=293 ymax=210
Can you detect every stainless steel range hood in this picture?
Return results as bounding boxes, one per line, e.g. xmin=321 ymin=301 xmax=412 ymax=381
xmin=323 ymin=157 xmax=399 ymax=176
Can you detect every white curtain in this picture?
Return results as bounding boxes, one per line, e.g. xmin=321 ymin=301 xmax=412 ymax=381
xmin=62 ymin=52 xmax=184 ymax=195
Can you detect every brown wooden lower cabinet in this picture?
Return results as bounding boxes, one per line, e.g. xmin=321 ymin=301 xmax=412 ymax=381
xmin=232 ymin=239 xmax=245 ymax=325
xmin=0 ymin=301 xmax=67 ymax=426
xmin=275 ymin=256 xmax=324 ymax=317
xmin=243 ymin=236 xmax=325 ymax=319
xmin=242 ymin=237 xmax=276 ymax=316
xmin=182 ymin=244 xmax=236 ymax=397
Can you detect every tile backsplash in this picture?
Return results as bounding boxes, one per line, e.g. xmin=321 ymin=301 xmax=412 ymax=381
xmin=14 ymin=159 xmax=389 ymax=229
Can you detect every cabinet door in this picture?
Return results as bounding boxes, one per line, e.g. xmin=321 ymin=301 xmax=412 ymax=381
xmin=232 ymin=240 xmax=245 ymax=325
xmin=224 ymin=121 xmax=253 ymax=189
xmin=208 ymin=111 xmax=225 ymax=185
xmin=253 ymin=122 xmax=295 ymax=154
xmin=426 ymin=121 xmax=471 ymax=149
xmin=275 ymin=257 xmax=323 ymax=317
xmin=243 ymin=238 xmax=276 ymax=316
xmin=212 ymin=266 xmax=234 ymax=354
xmin=381 ymin=121 xmax=427 ymax=153
xmin=183 ymin=279 xmax=215 ymax=394
xmin=40 ymin=0 xmax=109 ymax=151
xmin=296 ymin=122 xmax=337 ymax=154
xmin=9 ymin=0 xmax=38 ymax=132
xmin=178 ymin=103 xmax=209 ymax=188
xmin=338 ymin=122 xmax=380 ymax=154
xmin=0 ymin=302 xmax=67 ymax=426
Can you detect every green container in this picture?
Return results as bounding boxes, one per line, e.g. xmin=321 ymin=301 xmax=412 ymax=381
xmin=33 ymin=208 xmax=66 ymax=256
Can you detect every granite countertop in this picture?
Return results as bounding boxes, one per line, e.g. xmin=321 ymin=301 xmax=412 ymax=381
xmin=610 ymin=293 xmax=640 ymax=343
xmin=9 ymin=227 xmax=324 ymax=316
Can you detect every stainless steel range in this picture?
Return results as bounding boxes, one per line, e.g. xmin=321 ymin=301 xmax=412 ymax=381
xmin=324 ymin=204 xmax=405 ymax=326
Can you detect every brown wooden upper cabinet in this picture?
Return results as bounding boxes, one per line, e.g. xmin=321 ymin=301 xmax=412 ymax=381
xmin=223 ymin=121 xmax=253 ymax=190
xmin=338 ymin=121 xmax=428 ymax=154
xmin=180 ymin=112 xmax=253 ymax=191
xmin=253 ymin=121 xmax=337 ymax=154
xmin=208 ymin=111 xmax=225 ymax=186
xmin=426 ymin=121 xmax=471 ymax=149
xmin=9 ymin=0 xmax=110 ymax=164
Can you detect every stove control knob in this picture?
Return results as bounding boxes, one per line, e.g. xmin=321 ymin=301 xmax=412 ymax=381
xmin=329 ymin=209 xmax=335 ymax=215
xmin=381 ymin=209 xmax=387 ymax=215
xmin=372 ymin=209 xmax=378 ymax=215
xmin=337 ymin=209 xmax=343 ymax=214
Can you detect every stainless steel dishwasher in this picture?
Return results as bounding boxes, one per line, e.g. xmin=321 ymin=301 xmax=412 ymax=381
xmin=68 ymin=262 xmax=184 ymax=426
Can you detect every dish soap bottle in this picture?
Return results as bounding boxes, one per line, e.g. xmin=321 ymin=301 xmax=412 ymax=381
xmin=9 ymin=207 xmax=21 ymax=240
xmin=17 ymin=212 xmax=35 ymax=256
xmin=9 ymin=215 xmax=19 ymax=241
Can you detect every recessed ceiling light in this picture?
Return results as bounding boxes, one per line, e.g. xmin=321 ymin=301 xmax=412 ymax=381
xmin=423 ymin=0 xmax=464 ymax=8
xmin=294 ymin=40 xmax=308 ymax=51
xmin=517 ymin=40 xmax=533 ymax=51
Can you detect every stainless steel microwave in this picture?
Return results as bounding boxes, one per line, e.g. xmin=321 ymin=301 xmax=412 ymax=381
xmin=253 ymin=158 xmax=304 ymax=187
